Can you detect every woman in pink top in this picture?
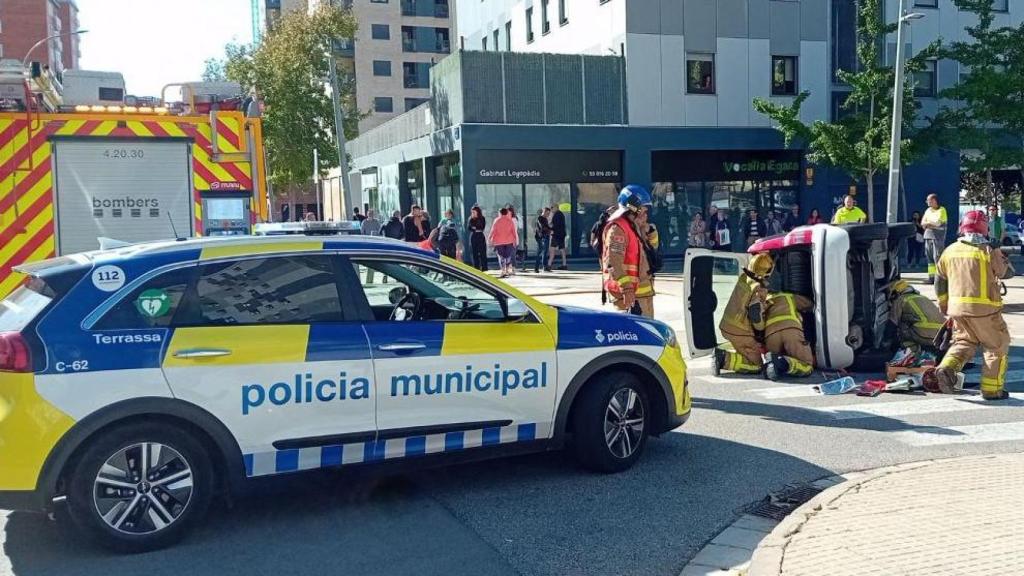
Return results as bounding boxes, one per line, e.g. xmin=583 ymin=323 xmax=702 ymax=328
xmin=488 ymin=207 xmax=519 ymax=278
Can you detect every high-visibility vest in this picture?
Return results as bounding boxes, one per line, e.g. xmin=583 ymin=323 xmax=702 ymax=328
xmin=899 ymin=292 xmax=945 ymax=338
xmin=764 ymin=292 xmax=812 ymax=337
xmin=603 ymin=216 xmax=654 ymax=298
xmin=936 ymin=240 xmax=1003 ymax=316
xmin=832 ymin=206 xmax=867 ymax=224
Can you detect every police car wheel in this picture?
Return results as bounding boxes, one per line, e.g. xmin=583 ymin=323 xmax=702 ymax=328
xmin=66 ymin=423 xmax=213 ymax=552
xmin=572 ymin=373 xmax=649 ymax=473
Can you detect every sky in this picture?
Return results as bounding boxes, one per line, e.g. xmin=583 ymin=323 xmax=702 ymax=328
xmin=76 ymin=0 xmax=253 ymax=97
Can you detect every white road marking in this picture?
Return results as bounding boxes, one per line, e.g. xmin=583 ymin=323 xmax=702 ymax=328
xmin=816 ymin=394 xmax=1024 ymax=421
xmin=892 ymin=420 xmax=1024 ymax=447
xmin=750 ymin=386 xmax=823 ymax=399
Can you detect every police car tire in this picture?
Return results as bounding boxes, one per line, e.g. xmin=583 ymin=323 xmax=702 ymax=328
xmin=66 ymin=423 xmax=213 ymax=552
xmin=571 ymin=372 xmax=649 ymax=473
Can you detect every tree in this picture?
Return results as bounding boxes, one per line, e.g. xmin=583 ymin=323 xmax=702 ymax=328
xmin=935 ymin=0 xmax=1024 ymax=209
xmin=212 ymin=5 xmax=359 ymax=187
xmin=753 ymin=0 xmax=937 ymax=221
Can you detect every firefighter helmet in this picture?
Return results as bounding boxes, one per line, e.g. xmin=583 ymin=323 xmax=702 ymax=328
xmin=748 ymin=253 xmax=775 ymax=280
xmin=617 ymin=185 xmax=652 ymax=213
xmin=959 ymin=210 xmax=989 ymax=237
xmin=891 ymin=279 xmax=916 ymax=295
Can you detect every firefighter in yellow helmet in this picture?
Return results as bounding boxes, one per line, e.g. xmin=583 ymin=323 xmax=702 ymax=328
xmin=763 ymin=292 xmax=816 ymax=380
xmin=712 ymin=253 xmax=773 ymax=376
xmin=927 ymin=210 xmax=1015 ymax=399
xmin=889 ymin=279 xmax=945 ymax=351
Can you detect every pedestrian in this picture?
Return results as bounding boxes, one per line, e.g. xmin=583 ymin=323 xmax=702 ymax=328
xmin=431 ymin=209 xmax=461 ymax=259
xmin=360 ymin=209 xmax=381 ymax=236
xmin=921 ymin=193 xmax=948 ymax=284
xmin=908 ymin=211 xmax=925 ymax=267
xmin=549 ymin=204 xmax=568 ymax=270
xmin=783 ymin=206 xmax=801 ymax=232
xmin=353 ymin=207 xmax=366 ymax=222
xmin=383 ymin=210 xmax=405 ymax=239
xmin=534 ymin=207 xmax=553 ymax=273
xmin=832 ymin=194 xmax=867 ymax=224
xmin=601 ymin=185 xmax=655 ymax=318
xmin=711 ymin=209 xmax=731 ymax=250
xmin=807 ymin=208 xmax=824 ymax=226
xmin=711 ymin=253 xmax=773 ymax=376
xmin=928 ymin=210 xmax=1015 ymax=399
xmin=688 ymin=212 xmax=706 ymax=249
xmin=765 ymin=210 xmax=784 ymax=236
xmin=402 ymin=205 xmax=427 ymax=243
xmin=741 ymin=209 xmax=766 ymax=248
xmin=762 ymin=291 xmax=816 ymax=381
xmin=988 ymin=204 xmax=1006 ymax=248
xmin=468 ymin=205 xmax=488 ymax=271
xmin=489 ymin=207 xmax=519 ymax=278
xmin=508 ymin=205 xmax=523 ymax=275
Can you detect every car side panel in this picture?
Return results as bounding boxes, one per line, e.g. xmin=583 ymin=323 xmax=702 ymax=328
xmin=0 ymin=373 xmax=76 ymax=492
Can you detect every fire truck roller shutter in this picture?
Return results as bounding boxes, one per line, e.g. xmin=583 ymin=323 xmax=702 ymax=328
xmin=52 ymin=139 xmax=194 ymax=255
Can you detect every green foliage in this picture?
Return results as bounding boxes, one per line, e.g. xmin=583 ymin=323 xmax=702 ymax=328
xmin=209 ymin=5 xmax=359 ymax=187
xmin=935 ymin=0 xmax=1024 ymax=206
xmin=753 ymin=0 xmax=939 ymax=220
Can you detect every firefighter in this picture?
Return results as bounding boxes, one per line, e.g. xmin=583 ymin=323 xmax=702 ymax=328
xmin=889 ymin=279 xmax=945 ymax=351
xmin=763 ymin=291 xmax=816 ymax=380
xmin=602 ymin=185 xmax=655 ymax=318
xmin=928 ymin=210 xmax=1015 ymax=399
xmin=712 ymin=253 xmax=773 ymax=376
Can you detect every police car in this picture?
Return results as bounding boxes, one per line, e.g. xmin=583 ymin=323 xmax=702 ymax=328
xmin=0 ymin=236 xmax=689 ymax=551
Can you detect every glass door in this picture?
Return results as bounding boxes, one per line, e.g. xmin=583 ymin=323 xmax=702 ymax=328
xmin=525 ymin=183 xmax=571 ymax=259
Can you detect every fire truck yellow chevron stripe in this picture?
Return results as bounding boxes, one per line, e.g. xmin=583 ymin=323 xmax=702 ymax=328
xmin=0 ymin=204 xmax=53 ymax=265
xmin=162 ymin=122 xmax=188 ymax=137
xmin=54 ymin=119 xmax=86 ymax=136
xmin=0 ymin=235 xmax=55 ymax=297
xmin=126 ymin=121 xmax=153 ymax=137
xmin=1 ymin=169 xmax=52 ymax=225
xmin=92 ymin=120 xmax=118 ymax=136
xmin=195 ymin=152 xmax=235 ymax=182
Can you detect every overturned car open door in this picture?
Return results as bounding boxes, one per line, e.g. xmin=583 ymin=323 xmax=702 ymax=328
xmin=682 ymin=248 xmax=750 ymax=359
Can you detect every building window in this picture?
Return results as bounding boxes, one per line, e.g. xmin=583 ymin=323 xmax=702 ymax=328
xmin=494 ymin=29 xmax=500 ymax=51
xmin=541 ymin=0 xmax=551 ymax=34
xmin=373 ymin=60 xmax=392 ymax=76
xmin=374 ymin=97 xmax=394 ymax=113
xmin=401 ymin=0 xmax=416 ymax=16
xmin=505 ymin=21 xmax=512 ymax=50
xmin=559 ymin=0 xmax=568 ymax=25
xmin=371 ymin=24 xmax=390 ymax=40
xmin=526 ymin=7 xmax=534 ymax=43
xmin=435 ymin=28 xmax=450 ymax=52
xmin=992 ymin=0 xmax=1008 ymax=11
xmin=771 ymin=56 xmax=798 ymax=95
xmin=914 ymin=59 xmax=937 ymax=97
xmin=482 ymin=37 xmax=488 ymax=51
xmin=403 ymin=62 xmax=430 ymax=88
xmin=370 ymin=0 xmax=388 ymax=3
xmin=435 ymin=0 xmax=449 ymax=18
xmin=405 ymin=97 xmax=429 ymax=111
xmin=98 ymin=87 xmax=124 ymax=101
xmin=913 ymin=0 xmax=937 ymax=6
xmin=686 ymin=53 xmax=715 ymax=94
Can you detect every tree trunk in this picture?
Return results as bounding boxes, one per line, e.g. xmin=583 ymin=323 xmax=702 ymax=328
xmin=866 ymin=94 xmax=876 ymax=223
xmin=987 ymin=169 xmax=994 ymax=207
xmin=866 ymin=173 xmax=875 ymax=222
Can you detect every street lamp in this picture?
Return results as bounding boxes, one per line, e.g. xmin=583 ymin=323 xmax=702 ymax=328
xmin=885 ymin=1 xmax=923 ymax=223
xmin=21 ymin=29 xmax=89 ymax=74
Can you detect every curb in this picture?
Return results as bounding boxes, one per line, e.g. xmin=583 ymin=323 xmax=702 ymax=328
xmin=744 ymin=455 xmax=1008 ymax=576
xmin=676 ymin=475 xmax=845 ymax=576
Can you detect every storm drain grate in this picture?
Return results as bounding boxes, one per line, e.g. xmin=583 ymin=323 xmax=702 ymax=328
xmin=745 ymin=483 xmax=824 ymax=521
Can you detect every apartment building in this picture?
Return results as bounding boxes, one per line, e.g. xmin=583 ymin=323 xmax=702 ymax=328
xmin=341 ymin=0 xmax=1021 ymax=249
xmin=0 ymin=0 xmax=80 ymax=74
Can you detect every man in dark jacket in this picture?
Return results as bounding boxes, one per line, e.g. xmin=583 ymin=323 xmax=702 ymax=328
xmin=383 ymin=210 xmax=404 ymax=239
xmin=402 ymin=205 xmax=427 ymax=242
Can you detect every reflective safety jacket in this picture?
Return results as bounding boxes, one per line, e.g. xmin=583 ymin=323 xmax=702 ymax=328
xmin=764 ymin=292 xmax=813 ymax=338
xmin=936 ymin=240 xmax=1013 ymax=317
xmin=720 ymin=273 xmax=767 ymax=338
xmin=891 ymin=291 xmax=945 ymax=343
xmin=602 ymin=215 xmax=653 ymax=299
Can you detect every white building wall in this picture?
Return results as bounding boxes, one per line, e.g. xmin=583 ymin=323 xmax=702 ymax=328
xmin=458 ymin=0 xmax=625 ymax=55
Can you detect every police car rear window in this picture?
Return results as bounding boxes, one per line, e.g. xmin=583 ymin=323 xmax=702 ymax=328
xmin=194 ymin=256 xmax=343 ymax=325
xmin=0 ymin=284 xmax=53 ymax=332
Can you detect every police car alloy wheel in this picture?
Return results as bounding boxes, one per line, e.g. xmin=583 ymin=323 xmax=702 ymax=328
xmin=572 ymin=372 xmax=649 ymax=473
xmin=66 ymin=423 xmax=213 ymax=552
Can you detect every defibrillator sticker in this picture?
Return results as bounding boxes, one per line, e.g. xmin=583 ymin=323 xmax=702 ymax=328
xmin=92 ymin=265 xmax=126 ymax=292
xmin=136 ymin=289 xmax=171 ymax=318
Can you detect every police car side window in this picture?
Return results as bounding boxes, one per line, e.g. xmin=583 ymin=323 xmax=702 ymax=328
xmin=94 ymin=267 xmax=193 ymax=330
xmin=353 ymin=260 xmax=505 ymax=321
xmin=193 ymin=256 xmax=343 ymax=325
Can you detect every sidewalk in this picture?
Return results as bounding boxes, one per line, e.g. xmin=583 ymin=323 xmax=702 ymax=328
xmin=747 ymin=453 xmax=1024 ymax=576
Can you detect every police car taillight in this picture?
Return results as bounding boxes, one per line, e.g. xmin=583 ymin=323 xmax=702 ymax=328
xmin=0 ymin=332 xmax=31 ymax=372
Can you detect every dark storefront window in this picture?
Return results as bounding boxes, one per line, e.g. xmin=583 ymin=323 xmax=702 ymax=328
xmin=436 ymin=155 xmax=462 ymax=223
xmin=652 ymin=150 xmax=802 ymax=252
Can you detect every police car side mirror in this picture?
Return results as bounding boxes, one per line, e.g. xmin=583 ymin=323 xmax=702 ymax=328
xmin=505 ymin=297 xmax=530 ymax=320
xmin=388 ymin=286 xmax=408 ymax=305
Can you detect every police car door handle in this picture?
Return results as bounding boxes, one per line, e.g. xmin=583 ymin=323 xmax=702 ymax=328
xmin=377 ymin=342 xmax=426 ymax=353
xmin=172 ymin=348 xmax=232 ymax=359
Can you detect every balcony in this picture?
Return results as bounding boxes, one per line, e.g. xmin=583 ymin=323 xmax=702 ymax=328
xmin=401 ymin=1 xmax=416 ymax=16
xmin=401 ymin=0 xmax=449 ymax=18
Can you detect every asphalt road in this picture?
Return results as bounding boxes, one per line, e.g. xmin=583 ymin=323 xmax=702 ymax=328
xmin=4 ymin=265 xmax=1024 ymax=576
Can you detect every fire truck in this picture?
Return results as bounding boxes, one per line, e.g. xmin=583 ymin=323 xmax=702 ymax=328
xmin=0 ymin=62 xmax=269 ymax=299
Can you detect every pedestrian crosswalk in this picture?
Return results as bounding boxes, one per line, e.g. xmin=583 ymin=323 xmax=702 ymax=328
xmin=688 ymin=349 xmax=1024 ymax=449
